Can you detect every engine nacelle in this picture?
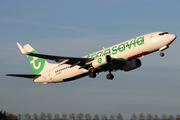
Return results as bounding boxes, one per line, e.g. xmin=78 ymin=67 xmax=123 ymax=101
xmin=92 ymin=55 xmax=111 ymax=68
xmin=122 ymin=59 xmax=141 ymax=72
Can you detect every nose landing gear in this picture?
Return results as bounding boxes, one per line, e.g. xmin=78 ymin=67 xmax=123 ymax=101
xmin=106 ymin=71 xmax=114 ymax=80
xmin=160 ymin=52 xmax=164 ymax=57
xmin=159 ymin=46 xmax=167 ymax=57
xmin=106 ymin=74 xmax=114 ymax=80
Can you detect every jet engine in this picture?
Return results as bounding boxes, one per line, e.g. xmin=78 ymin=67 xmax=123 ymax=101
xmin=92 ymin=55 xmax=111 ymax=68
xmin=122 ymin=59 xmax=141 ymax=71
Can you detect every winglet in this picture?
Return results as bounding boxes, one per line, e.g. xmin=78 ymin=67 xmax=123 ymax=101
xmin=17 ymin=43 xmax=29 ymax=55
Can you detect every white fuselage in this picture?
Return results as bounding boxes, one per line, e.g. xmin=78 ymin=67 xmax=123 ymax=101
xmin=34 ymin=32 xmax=176 ymax=84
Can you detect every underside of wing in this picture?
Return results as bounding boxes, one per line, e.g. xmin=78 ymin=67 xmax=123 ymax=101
xmin=6 ymin=74 xmax=41 ymax=79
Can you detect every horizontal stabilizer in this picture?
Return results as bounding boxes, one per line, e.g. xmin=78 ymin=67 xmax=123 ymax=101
xmin=6 ymin=74 xmax=41 ymax=79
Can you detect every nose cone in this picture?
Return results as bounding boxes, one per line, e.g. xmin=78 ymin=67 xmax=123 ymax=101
xmin=169 ymin=34 xmax=177 ymax=41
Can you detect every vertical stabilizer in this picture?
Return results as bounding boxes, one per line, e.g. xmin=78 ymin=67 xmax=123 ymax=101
xmin=17 ymin=43 xmax=58 ymax=74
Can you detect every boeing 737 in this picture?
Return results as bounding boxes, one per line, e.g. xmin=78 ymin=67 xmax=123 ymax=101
xmin=6 ymin=32 xmax=176 ymax=84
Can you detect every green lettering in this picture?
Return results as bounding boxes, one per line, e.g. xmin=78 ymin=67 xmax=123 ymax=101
xmin=118 ymin=43 xmax=125 ymax=52
xmin=91 ymin=53 xmax=96 ymax=58
xmin=104 ymin=49 xmax=111 ymax=56
xmin=96 ymin=51 xmax=103 ymax=57
xmin=86 ymin=55 xmax=90 ymax=58
xmin=126 ymin=40 xmax=133 ymax=49
xmin=112 ymin=46 xmax=117 ymax=55
xmin=133 ymin=38 xmax=136 ymax=47
xmin=137 ymin=36 xmax=144 ymax=45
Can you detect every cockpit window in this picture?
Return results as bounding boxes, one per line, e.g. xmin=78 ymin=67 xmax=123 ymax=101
xmin=159 ymin=32 xmax=169 ymax=35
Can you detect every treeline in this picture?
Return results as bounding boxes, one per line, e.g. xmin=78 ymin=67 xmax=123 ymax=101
xmin=1 ymin=111 xmax=180 ymax=120
xmin=0 ymin=111 xmax=17 ymax=120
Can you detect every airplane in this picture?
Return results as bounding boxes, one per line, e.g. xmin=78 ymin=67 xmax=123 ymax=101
xmin=6 ymin=32 xmax=176 ymax=84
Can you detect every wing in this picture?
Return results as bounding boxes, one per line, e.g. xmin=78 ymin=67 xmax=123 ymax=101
xmin=6 ymin=74 xmax=41 ymax=79
xmin=17 ymin=43 xmax=94 ymax=67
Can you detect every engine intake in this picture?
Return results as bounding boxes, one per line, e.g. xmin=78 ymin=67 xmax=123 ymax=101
xmin=122 ymin=59 xmax=141 ymax=72
xmin=92 ymin=55 xmax=111 ymax=68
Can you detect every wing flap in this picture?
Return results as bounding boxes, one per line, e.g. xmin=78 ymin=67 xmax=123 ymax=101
xmin=6 ymin=74 xmax=41 ymax=79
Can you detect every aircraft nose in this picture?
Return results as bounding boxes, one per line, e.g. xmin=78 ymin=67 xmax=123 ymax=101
xmin=168 ymin=34 xmax=177 ymax=41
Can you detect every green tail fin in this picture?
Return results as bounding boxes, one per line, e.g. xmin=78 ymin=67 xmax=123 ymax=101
xmin=24 ymin=44 xmax=46 ymax=74
xmin=17 ymin=43 xmax=58 ymax=75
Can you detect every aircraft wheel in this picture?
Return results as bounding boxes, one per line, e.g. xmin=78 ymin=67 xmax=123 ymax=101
xmin=106 ymin=74 xmax=114 ymax=80
xmin=89 ymin=71 xmax=96 ymax=78
xmin=160 ymin=52 xmax=164 ymax=57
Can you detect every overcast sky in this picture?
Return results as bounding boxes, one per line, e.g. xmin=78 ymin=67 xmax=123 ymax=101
xmin=1 ymin=0 xmax=180 ymax=119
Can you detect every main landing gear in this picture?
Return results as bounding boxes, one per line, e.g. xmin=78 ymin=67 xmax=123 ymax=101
xmin=106 ymin=71 xmax=114 ymax=80
xmin=88 ymin=67 xmax=114 ymax=80
xmin=88 ymin=68 xmax=96 ymax=78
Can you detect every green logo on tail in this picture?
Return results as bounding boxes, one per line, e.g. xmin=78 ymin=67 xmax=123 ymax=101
xmin=28 ymin=50 xmax=45 ymax=74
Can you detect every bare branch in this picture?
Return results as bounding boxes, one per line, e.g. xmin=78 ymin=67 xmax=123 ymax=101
xmin=69 ymin=113 xmax=76 ymax=120
xmin=101 ymin=114 xmax=108 ymax=120
xmin=116 ymin=113 xmax=123 ymax=120
xmin=93 ymin=114 xmax=99 ymax=120
xmin=109 ymin=114 xmax=115 ymax=120
xmin=62 ymin=113 xmax=67 ymax=120
xmin=85 ymin=114 xmax=92 ymax=120
xmin=131 ymin=114 xmax=138 ymax=120
xmin=33 ymin=113 xmax=39 ymax=120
